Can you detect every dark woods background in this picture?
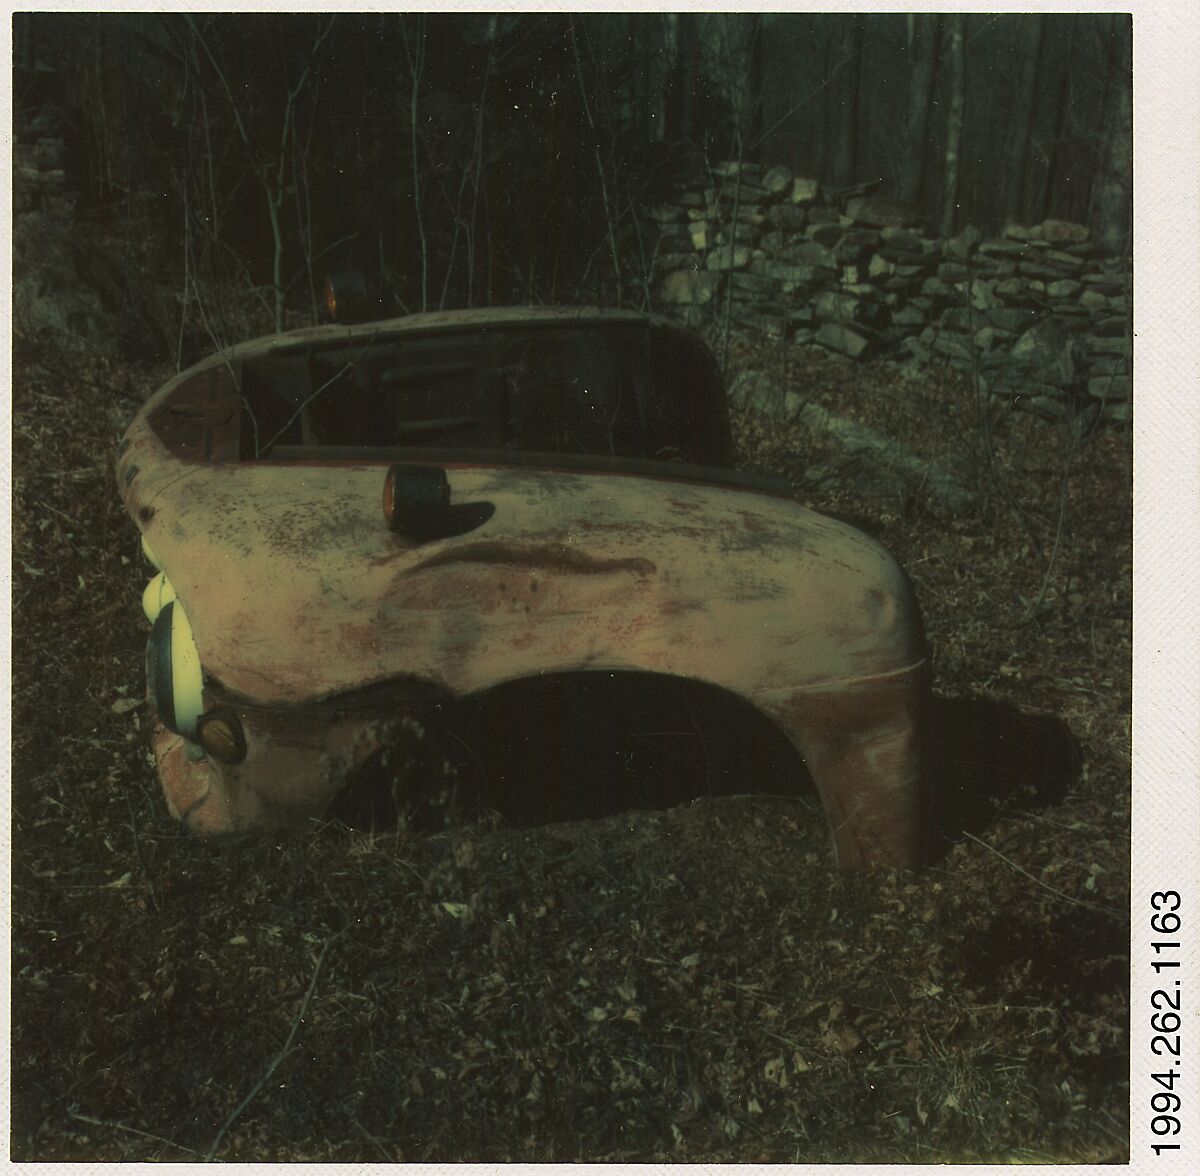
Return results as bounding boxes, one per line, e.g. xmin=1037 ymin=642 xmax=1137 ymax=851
xmin=14 ymin=11 xmax=1131 ymax=354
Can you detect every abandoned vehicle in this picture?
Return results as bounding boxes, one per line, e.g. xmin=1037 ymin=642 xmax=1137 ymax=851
xmin=116 ymin=306 xmax=929 ymax=868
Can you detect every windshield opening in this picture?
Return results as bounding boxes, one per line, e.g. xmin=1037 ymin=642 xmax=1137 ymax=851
xmin=238 ymin=323 xmax=734 ymax=468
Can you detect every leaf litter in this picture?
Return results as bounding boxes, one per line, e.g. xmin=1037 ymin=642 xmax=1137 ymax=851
xmin=9 ymin=330 xmax=1129 ymax=1162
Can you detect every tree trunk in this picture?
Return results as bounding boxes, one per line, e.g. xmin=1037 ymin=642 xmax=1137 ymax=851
xmin=674 ymin=12 xmax=699 ymax=146
xmin=404 ymin=15 xmax=428 ymax=312
xmin=1093 ymin=14 xmax=1132 ymax=254
xmin=1038 ymin=22 xmax=1074 ymax=223
xmin=269 ymin=189 xmax=285 ymax=333
xmin=650 ymin=13 xmax=675 ymax=142
xmin=940 ymin=13 xmax=965 ymax=238
xmin=896 ymin=13 xmax=937 ymax=204
xmin=624 ymin=14 xmax=645 ymax=138
xmin=831 ymin=14 xmax=864 ymax=187
xmin=745 ymin=14 xmax=764 ymax=162
xmin=818 ymin=17 xmax=831 ymax=173
xmin=1005 ymin=15 xmax=1043 ymax=222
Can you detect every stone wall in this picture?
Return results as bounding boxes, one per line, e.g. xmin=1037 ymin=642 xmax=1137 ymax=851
xmin=651 ymin=162 xmax=1131 ymax=426
xmin=12 ymin=64 xmax=118 ymax=350
xmin=13 ymin=64 xmax=172 ymax=356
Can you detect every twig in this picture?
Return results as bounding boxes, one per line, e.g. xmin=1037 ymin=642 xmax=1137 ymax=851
xmin=177 ymin=181 xmax=191 ymax=372
xmin=719 ymin=115 xmax=747 ymax=382
xmin=260 ymin=361 xmax=353 ymax=454
xmin=960 ymin=832 xmax=1121 ymax=917
xmin=283 ymin=233 xmax=359 ymax=298
xmin=749 ymin=37 xmax=866 ymax=153
xmin=465 ymin=42 xmax=493 ymax=309
xmin=29 ymin=355 xmax=124 ymax=395
xmin=1024 ymin=413 xmax=1078 ymax=621
xmin=186 ymin=272 xmax=260 ymax=457
xmin=68 ymin=1108 xmax=201 ymax=1157
xmin=569 ymin=21 xmax=622 ymax=303
xmin=204 ymin=936 xmax=334 ymax=1161
xmin=401 ymin=16 xmax=430 ymax=312
xmin=186 ymin=15 xmax=333 ymax=334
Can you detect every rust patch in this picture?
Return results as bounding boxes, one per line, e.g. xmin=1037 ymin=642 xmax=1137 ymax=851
xmin=727 ymin=576 xmax=788 ymax=604
xmin=762 ymin=662 xmax=927 ymax=869
xmin=658 ymin=597 xmax=707 ymax=618
xmin=410 ymin=541 xmax=655 ymax=579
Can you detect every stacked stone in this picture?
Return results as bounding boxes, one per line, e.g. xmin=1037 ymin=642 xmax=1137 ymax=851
xmin=653 ymin=162 xmax=1132 ymax=426
xmin=13 ymin=65 xmax=118 ymax=350
xmin=902 ymin=220 xmax=1131 ymax=425
xmin=13 ymin=82 xmax=73 ymax=217
xmin=652 ymin=161 xmax=832 ymax=339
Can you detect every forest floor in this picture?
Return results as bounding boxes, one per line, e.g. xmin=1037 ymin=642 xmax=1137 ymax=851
xmin=9 ymin=328 xmax=1130 ymax=1162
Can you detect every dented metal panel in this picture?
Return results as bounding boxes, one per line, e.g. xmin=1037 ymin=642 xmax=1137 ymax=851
xmin=118 ymin=309 xmax=929 ymax=868
xmin=126 ymin=461 xmax=920 ymax=703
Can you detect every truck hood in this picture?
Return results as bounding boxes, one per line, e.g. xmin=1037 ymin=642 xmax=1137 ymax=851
xmin=122 ymin=456 xmax=924 ymax=707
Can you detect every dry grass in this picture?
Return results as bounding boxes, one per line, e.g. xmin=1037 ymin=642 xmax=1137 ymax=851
xmin=9 ymin=329 xmax=1129 ymax=1162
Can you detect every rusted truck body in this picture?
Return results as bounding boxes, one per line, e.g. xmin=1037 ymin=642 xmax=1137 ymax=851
xmin=116 ymin=307 xmax=928 ymax=868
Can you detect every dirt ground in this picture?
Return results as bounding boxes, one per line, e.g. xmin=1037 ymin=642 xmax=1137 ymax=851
xmin=8 ymin=329 xmax=1129 ymax=1162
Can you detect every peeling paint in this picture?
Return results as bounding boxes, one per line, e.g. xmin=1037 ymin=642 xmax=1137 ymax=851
xmin=120 ymin=309 xmax=929 ymax=868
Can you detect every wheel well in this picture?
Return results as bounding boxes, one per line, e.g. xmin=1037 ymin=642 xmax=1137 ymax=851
xmin=331 ymin=669 xmax=813 ymax=832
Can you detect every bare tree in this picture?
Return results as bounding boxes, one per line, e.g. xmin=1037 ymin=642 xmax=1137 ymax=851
xmin=1092 ymin=14 xmax=1131 ymax=253
xmin=1037 ymin=20 xmax=1075 ymax=223
xmin=44 ymin=10 xmax=1134 ymax=336
xmin=896 ymin=13 xmax=938 ymax=204
xmin=1005 ymin=16 xmax=1044 ymax=222
xmin=940 ymin=13 xmax=966 ymax=237
xmin=182 ymin=15 xmax=334 ymax=333
xmin=401 ymin=16 xmax=430 ymax=312
xmin=830 ymin=14 xmax=865 ymax=188
xmin=665 ymin=12 xmax=700 ymax=146
xmin=569 ymin=20 xmax=623 ymax=303
xmin=745 ymin=14 xmax=765 ymax=161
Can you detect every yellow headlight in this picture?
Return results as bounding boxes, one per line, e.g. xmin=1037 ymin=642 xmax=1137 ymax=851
xmin=168 ymin=601 xmax=204 ymax=737
xmin=146 ymin=596 xmax=204 ymax=738
xmin=141 ymin=533 xmax=162 ymax=571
